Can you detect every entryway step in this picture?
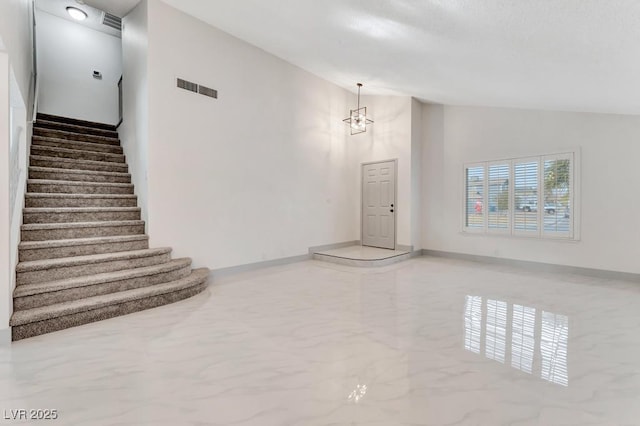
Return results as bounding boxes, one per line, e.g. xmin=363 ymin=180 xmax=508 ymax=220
xmin=35 ymin=119 xmax=119 ymax=139
xmin=14 ymin=258 xmax=193 ymax=309
xmin=30 ymin=155 xmax=128 ymax=173
xmin=19 ymin=234 xmax=149 ymax=261
xmin=10 ymin=268 xmax=209 ymax=340
xmin=36 ymin=113 xmax=117 ymax=132
xmin=25 ymin=193 xmax=138 ymax=208
xmin=27 ymin=179 xmax=134 ymax=195
xmin=21 ymin=219 xmax=145 ymax=241
xmin=32 ymin=136 xmax=123 ymax=154
xmin=23 ymin=207 xmax=141 ymax=224
xmin=32 ymin=145 xmax=125 ymax=164
xmin=29 ymin=166 xmax=131 ymax=184
xmin=16 ymin=247 xmax=172 ymax=285
xmin=33 ymin=127 xmax=119 ymax=146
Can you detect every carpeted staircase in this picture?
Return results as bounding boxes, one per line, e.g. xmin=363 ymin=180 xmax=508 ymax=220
xmin=9 ymin=113 xmax=209 ymax=341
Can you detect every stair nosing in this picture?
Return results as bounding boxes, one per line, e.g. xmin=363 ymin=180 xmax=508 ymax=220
xmin=19 ymin=234 xmax=149 ymax=250
xmin=24 ymin=207 xmax=141 ymax=213
xmin=28 ymin=179 xmax=134 ymax=188
xmin=10 ymin=268 xmax=208 ymax=325
xmin=29 ymin=166 xmax=130 ymax=178
xmin=26 ymin=193 xmax=136 ymax=199
xmin=16 ymin=247 xmax=171 ymax=272
xmin=21 ymin=219 xmax=144 ymax=230
xmin=13 ymin=258 xmax=193 ymax=297
xmin=30 ymin=155 xmax=128 ymax=170
xmin=32 ymin=146 xmax=125 ymax=162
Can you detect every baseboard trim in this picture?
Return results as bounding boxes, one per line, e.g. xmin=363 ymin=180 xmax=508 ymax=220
xmin=0 ymin=328 xmax=12 ymax=345
xmin=308 ymin=240 xmax=361 ymax=254
xmin=421 ymin=249 xmax=640 ymax=282
xmin=210 ymin=253 xmax=311 ymax=280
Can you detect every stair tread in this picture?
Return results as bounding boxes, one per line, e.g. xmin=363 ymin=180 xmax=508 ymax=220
xmin=28 ymin=179 xmax=133 ymax=188
xmin=34 ymin=128 xmax=119 ymax=143
xmin=14 ymin=258 xmax=193 ymax=297
xmin=30 ymin=154 xmax=127 ymax=166
xmin=36 ymin=113 xmax=117 ymax=131
xmin=29 ymin=166 xmax=130 ymax=178
xmin=16 ymin=247 xmax=171 ymax=272
xmin=22 ymin=219 xmax=144 ymax=230
xmin=10 ymin=267 xmax=208 ymax=325
xmin=26 ymin=193 xmax=136 ymax=199
xmin=32 ymin=145 xmax=124 ymax=161
xmin=36 ymin=119 xmax=118 ymax=136
xmin=32 ymin=136 xmax=122 ymax=153
xmin=24 ymin=207 xmax=140 ymax=213
xmin=20 ymin=234 xmax=149 ymax=250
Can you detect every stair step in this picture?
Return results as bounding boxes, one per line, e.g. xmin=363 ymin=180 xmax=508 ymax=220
xmin=35 ymin=119 xmax=119 ymax=138
xmin=19 ymin=235 xmax=149 ymax=261
xmin=29 ymin=166 xmax=131 ymax=184
xmin=30 ymin=155 xmax=128 ymax=174
xmin=32 ymin=136 xmax=123 ymax=154
xmin=16 ymin=247 xmax=172 ymax=285
xmin=36 ymin=113 xmax=117 ymax=132
xmin=23 ymin=207 xmax=141 ymax=224
xmin=27 ymin=179 xmax=134 ymax=195
xmin=33 ymin=127 xmax=119 ymax=146
xmin=25 ymin=193 xmax=137 ymax=208
xmin=32 ymin=145 xmax=125 ymax=164
xmin=14 ymin=258 xmax=192 ymax=309
xmin=11 ymin=268 xmax=209 ymax=340
xmin=21 ymin=219 xmax=145 ymax=241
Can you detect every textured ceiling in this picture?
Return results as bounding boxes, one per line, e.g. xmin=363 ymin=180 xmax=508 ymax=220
xmin=161 ymin=0 xmax=640 ymax=115
xmin=82 ymin=0 xmax=140 ymax=17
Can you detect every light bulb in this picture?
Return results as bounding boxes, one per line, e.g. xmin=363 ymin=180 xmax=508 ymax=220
xmin=66 ymin=6 xmax=88 ymax=21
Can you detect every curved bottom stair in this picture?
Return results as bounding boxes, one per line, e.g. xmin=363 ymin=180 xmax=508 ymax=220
xmin=10 ymin=113 xmax=209 ymax=341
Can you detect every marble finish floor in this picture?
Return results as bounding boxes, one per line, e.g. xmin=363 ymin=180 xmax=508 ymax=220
xmin=2 ymin=256 xmax=640 ymax=425
xmin=314 ymin=245 xmax=410 ymax=260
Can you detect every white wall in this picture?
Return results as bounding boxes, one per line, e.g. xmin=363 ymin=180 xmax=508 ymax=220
xmin=0 ymin=0 xmax=33 ymax=338
xmin=145 ymin=1 xmax=354 ymax=269
xmin=36 ymin=10 xmax=121 ymax=125
xmin=0 ymin=0 xmax=33 ymax=106
xmin=120 ymin=0 xmax=149 ymax=223
xmin=422 ymin=105 xmax=640 ymax=274
xmin=347 ymin=95 xmax=414 ymax=248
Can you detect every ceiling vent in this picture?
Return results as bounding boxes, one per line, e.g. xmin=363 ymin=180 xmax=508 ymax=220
xmin=102 ymin=12 xmax=122 ymax=31
xmin=177 ymin=78 xmax=198 ymax=93
xmin=177 ymin=78 xmax=218 ymax=99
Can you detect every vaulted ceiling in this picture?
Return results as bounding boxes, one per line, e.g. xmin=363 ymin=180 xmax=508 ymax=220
xmin=100 ymin=0 xmax=640 ymax=114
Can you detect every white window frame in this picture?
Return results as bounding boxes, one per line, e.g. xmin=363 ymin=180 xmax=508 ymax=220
xmin=463 ymin=163 xmax=487 ymax=234
xmin=462 ymin=150 xmax=579 ymax=241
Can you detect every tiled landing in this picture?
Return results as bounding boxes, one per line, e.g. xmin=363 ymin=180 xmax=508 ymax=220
xmin=313 ymin=245 xmax=411 ymax=267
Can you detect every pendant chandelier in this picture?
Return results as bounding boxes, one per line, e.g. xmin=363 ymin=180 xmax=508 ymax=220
xmin=343 ymin=83 xmax=373 ymax=135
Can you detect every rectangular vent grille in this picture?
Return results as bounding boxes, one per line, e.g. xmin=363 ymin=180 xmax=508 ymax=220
xmin=177 ymin=78 xmax=198 ymax=93
xmin=176 ymin=78 xmax=218 ymax=100
xmin=198 ymin=85 xmax=218 ymax=99
xmin=102 ymin=12 xmax=122 ymax=31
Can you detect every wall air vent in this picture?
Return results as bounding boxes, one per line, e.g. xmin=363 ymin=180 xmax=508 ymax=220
xmin=198 ymin=85 xmax=218 ymax=99
xmin=176 ymin=78 xmax=218 ymax=100
xmin=177 ymin=78 xmax=198 ymax=93
xmin=102 ymin=12 xmax=122 ymax=31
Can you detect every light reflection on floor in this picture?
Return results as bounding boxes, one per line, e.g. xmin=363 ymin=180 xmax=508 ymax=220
xmin=464 ymin=295 xmax=569 ymax=386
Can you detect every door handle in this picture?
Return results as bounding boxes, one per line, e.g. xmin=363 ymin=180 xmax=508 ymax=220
xmin=390 ymin=209 xmax=394 ymax=213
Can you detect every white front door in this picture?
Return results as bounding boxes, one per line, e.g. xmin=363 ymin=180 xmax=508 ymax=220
xmin=362 ymin=160 xmax=396 ymax=249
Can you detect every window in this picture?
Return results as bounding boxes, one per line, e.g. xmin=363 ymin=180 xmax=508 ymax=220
xmin=463 ymin=152 xmax=577 ymax=239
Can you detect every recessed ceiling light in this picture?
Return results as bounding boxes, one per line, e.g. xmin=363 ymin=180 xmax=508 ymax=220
xmin=66 ymin=6 xmax=87 ymax=21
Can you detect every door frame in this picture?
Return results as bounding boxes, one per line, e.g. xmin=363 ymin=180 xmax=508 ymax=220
xmin=360 ymin=158 xmax=398 ymax=250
